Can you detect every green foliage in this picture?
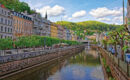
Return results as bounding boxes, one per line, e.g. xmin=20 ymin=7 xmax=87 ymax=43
xmin=109 ymin=77 xmax=115 ymax=80
xmin=0 ymin=36 xmax=81 ymax=50
xmin=56 ymin=21 xmax=120 ymax=39
xmin=102 ymin=58 xmax=107 ymax=67
xmin=91 ymin=39 xmax=98 ymax=44
xmin=106 ymin=66 xmax=111 ymax=73
xmin=0 ymin=0 xmax=36 ymax=14
xmin=0 ymin=38 xmax=13 ymax=50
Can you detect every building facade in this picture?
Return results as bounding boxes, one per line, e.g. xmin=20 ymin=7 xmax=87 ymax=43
xmin=127 ymin=0 xmax=130 ymax=31
xmin=65 ymin=27 xmax=71 ymax=40
xmin=32 ymin=13 xmax=51 ymax=37
xmin=12 ymin=11 xmax=33 ymax=38
xmin=70 ymin=30 xmax=75 ymax=41
xmin=41 ymin=18 xmax=51 ymax=36
xmin=0 ymin=4 xmax=13 ymax=39
xmin=32 ymin=13 xmax=42 ymax=35
xmin=57 ymin=25 xmax=64 ymax=39
xmin=51 ymin=23 xmax=58 ymax=38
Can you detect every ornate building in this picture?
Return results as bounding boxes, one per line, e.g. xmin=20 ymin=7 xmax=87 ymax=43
xmin=12 ymin=11 xmax=33 ymax=38
xmin=32 ymin=13 xmax=51 ymax=36
xmin=0 ymin=4 xmax=13 ymax=39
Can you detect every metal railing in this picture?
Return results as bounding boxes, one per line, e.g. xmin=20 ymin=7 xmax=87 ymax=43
xmin=101 ymin=47 xmax=130 ymax=77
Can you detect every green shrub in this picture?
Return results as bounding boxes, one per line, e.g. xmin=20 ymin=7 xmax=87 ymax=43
xmin=0 ymin=35 xmax=81 ymax=50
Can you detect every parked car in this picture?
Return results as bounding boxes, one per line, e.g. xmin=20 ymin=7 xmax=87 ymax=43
xmin=125 ymin=54 xmax=130 ymax=63
xmin=111 ymin=48 xmax=115 ymax=55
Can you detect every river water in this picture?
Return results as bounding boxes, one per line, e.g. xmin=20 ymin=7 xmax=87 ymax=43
xmin=4 ymin=47 xmax=104 ymax=80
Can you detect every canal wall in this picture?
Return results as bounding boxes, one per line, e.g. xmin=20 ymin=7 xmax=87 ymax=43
xmin=0 ymin=45 xmax=85 ymax=78
xmin=97 ymin=47 xmax=130 ymax=80
xmin=100 ymin=56 xmax=109 ymax=80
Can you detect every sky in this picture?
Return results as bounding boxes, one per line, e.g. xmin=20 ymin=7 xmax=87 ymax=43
xmin=20 ymin=0 xmax=128 ymax=24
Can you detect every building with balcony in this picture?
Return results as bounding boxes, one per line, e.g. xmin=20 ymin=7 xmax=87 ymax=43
xmin=0 ymin=4 xmax=13 ymax=39
xmin=12 ymin=11 xmax=33 ymax=38
xmin=51 ymin=23 xmax=58 ymax=38
xmin=41 ymin=18 xmax=51 ymax=36
xmin=32 ymin=13 xmax=51 ymax=36
xmin=32 ymin=13 xmax=42 ymax=35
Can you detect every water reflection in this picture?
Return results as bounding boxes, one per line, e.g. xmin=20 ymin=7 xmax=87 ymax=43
xmin=48 ymin=48 xmax=104 ymax=80
xmin=4 ymin=48 xmax=104 ymax=80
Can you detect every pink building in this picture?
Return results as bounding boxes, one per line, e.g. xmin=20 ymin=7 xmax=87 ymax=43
xmin=57 ymin=25 xmax=65 ymax=39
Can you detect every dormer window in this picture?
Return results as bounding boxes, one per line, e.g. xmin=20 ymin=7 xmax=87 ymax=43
xmin=2 ymin=9 xmax=3 ymax=14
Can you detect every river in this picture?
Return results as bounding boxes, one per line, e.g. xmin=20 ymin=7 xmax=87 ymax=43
xmin=3 ymin=47 xmax=104 ymax=80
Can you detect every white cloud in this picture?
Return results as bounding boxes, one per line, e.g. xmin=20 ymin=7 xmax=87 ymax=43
xmin=36 ymin=5 xmax=65 ymax=17
xmin=98 ymin=18 xmax=111 ymax=22
xmin=113 ymin=16 xmax=123 ymax=22
xmin=89 ymin=7 xmax=122 ymax=18
xmin=63 ymin=15 xmax=68 ymax=18
xmin=68 ymin=17 xmax=72 ymax=20
xmin=72 ymin=10 xmax=86 ymax=18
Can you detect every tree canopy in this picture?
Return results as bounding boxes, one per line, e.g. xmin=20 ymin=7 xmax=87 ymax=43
xmin=0 ymin=0 xmax=36 ymax=14
xmin=56 ymin=21 xmax=121 ymax=38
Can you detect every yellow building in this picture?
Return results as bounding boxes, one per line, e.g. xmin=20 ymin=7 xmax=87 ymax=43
xmin=70 ymin=30 xmax=77 ymax=41
xmin=51 ymin=23 xmax=58 ymax=38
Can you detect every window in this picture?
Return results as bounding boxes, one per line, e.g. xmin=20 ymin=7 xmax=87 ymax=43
xmin=5 ymin=11 xmax=6 ymax=15
xmin=10 ymin=28 xmax=12 ymax=32
xmin=5 ymin=27 xmax=7 ymax=32
xmin=8 ymin=12 xmax=10 ymax=16
xmin=1 ymin=18 xmax=3 ymax=23
xmin=10 ymin=21 xmax=12 ymax=26
xmin=2 ymin=10 xmax=3 ymax=14
xmin=8 ymin=20 xmax=10 ymax=25
xmin=5 ymin=19 xmax=7 ymax=25
xmin=1 ymin=26 xmax=3 ymax=32
xmin=8 ymin=28 xmax=9 ymax=33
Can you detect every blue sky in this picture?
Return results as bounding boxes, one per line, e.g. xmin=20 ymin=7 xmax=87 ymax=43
xmin=20 ymin=0 xmax=127 ymax=24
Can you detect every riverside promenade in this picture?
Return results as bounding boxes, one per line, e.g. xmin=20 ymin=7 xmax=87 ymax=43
xmin=97 ymin=46 xmax=130 ymax=80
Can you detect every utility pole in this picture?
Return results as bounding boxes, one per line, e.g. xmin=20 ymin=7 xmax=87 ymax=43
xmin=123 ymin=0 xmax=125 ymax=25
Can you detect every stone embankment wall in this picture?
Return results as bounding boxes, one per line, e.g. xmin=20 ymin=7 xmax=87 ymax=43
xmin=0 ymin=45 xmax=84 ymax=77
xmin=98 ymin=47 xmax=130 ymax=80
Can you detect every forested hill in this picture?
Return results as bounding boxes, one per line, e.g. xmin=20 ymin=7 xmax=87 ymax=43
xmin=56 ymin=21 xmax=120 ymax=32
xmin=0 ymin=0 xmax=35 ymax=14
xmin=56 ymin=21 xmax=121 ymax=38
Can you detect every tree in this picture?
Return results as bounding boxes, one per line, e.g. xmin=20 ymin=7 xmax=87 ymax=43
xmin=108 ymin=31 xmax=118 ymax=56
xmin=116 ymin=26 xmax=129 ymax=60
xmin=108 ymin=26 xmax=129 ymax=60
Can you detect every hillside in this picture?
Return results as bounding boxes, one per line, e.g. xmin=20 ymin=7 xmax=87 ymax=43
xmin=0 ymin=0 xmax=35 ymax=14
xmin=56 ymin=21 xmax=121 ymax=38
